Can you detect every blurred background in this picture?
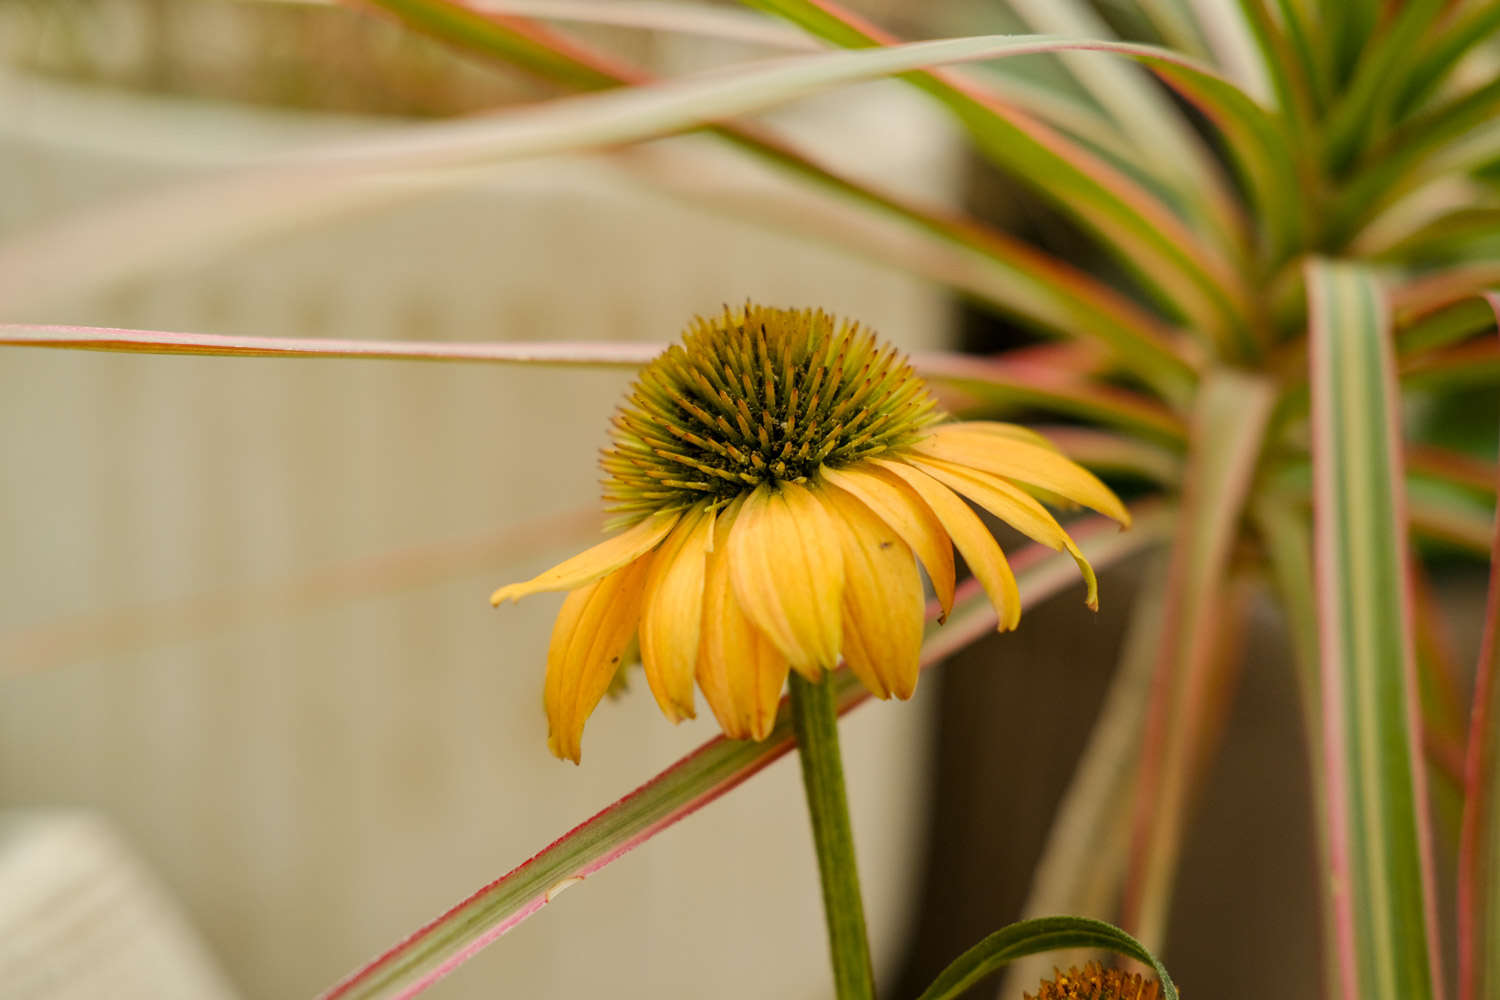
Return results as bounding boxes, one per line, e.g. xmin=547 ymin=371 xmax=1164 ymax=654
xmin=0 ymin=2 xmax=1487 ymax=999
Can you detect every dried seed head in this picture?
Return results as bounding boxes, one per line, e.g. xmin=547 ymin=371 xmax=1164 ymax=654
xmin=601 ymin=304 xmax=939 ymax=524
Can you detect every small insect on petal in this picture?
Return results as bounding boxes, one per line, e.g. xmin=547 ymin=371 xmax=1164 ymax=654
xmin=875 ymin=458 xmax=1022 ymax=631
xmin=823 ymin=486 xmax=925 ymax=700
xmin=820 ymin=462 xmax=957 ymax=621
xmin=910 ymin=456 xmax=1101 ymax=610
xmin=543 ymin=555 xmax=653 ymax=763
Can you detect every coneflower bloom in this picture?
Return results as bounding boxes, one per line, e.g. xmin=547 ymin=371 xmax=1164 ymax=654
xmin=492 ymin=305 xmax=1129 ymax=762
xmin=1025 ymin=962 xmax=1162 ymax=1000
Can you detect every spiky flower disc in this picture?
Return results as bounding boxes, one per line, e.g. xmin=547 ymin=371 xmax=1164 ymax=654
xmin=492 ymin=304 xmax=1131 ymax=762
xmin=1025 ymin=963 xmax=1163 ymax=1000
xmin=600 ymin=305 xmax=940 ymax=524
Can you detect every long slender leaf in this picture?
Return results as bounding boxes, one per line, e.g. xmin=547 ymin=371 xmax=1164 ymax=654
xmin=1458 ymin=308 xmax=1500 ymax=1000
xmin=1121 ymin=368 xmax=1273 ymax=948
xmin=1395 ymin=298 xmax=1499 ymax=357
xmin=1393 ymin=267 xmax=1500 ymax=320
xmin=1332 ymin=78 xmax=1500 ymax=245
xmin=1002 ymin=0 xmax=1243 ymax=253
xmin=318 ymin=507 xmax=1173 ymax=999
xmin=927 ymin=355 xmax=1188 ymax=446
xmin=1321 ymin=0 xmax=1381 ymax=94
xmin=1321 ymin=0 xmax=1446 ymax=174
xmin=915 ymin=916 xmax=1177 ymax=1000
xmin=1233 ymin=0 xmax=1317 ymax=131
xmin=998 ymin=557 xmax=1168 ymax=999
xmin=1253 ymin=496 xmax=1343 ymax=1000
xmin=1403 ymin=341 xmax=1500 ymax=395
xmin=0 ymin=326 xmax=1185 ymax=457
xmin=0 ymin=325 xmax=662 ymax=366
xmin=379 ymin=0 xmax=820 ymax=50
xmin=0 ymin=507 xmax=601 ymax=679
xmin=1390 ymin=2 xmax=1500 ymax=121
xmin=1409 ymin=491 xmax=1498 ymax=557
xmin=1307 ymin=259 xmax=1443 ymax=1000
xmin=1371 ymin=208 xmax=1500 ymax=270
xmin=739 ymin=0 xmax=1266 ymax=353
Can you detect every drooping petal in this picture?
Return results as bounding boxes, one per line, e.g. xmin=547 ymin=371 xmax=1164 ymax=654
xmin=912 ymin=423 xmax=1131 ymax=526
xmin=909 ymin=455 xmax=1101 ymax=610
xmin=823 ymin=486 xmax=925 ymax=700
xmin=638 ymin=504 xmax=715 ymax=722
xmin=930 ymin=420 xmax=1060 ymax=450
xmin=490 ymin=509 xmax=679 ymax=605
xmin=728 ymin=481 xmax=844 ymax=679
xmin=874 ymin=458 xmax=1022 ymax=632
xmin=820 ymin=462 xmax=957 ymax=620
xmin=543 ymin=554 xmax=654 ymax=763
xmin=698 ymin=503 xmax=790 ymax=740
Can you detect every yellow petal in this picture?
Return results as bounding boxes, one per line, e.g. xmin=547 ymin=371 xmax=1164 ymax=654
xmin=930 ymin=420 xmax=1059 ymax=450
xmin=909 ymin=455 xmax=1101 ymax=611
xmin=543 ymin=555 xmax=653 ymax=763
xmin=638 ymin=505 xmax=715 ymax=723
xmin=823 ymin=487 xmax=925 ymax=700
xmin=874 ymin=458 xmax=1022 ymax=631
xmin=727 ymin=481 xmax=844 ymax=679
xmin=491 ymin=509 xmax=679 ymax=605
xmin=912 ymin=424 xmax=1131 ymax=526
xmin=820 ymin=462 xmax=957 ymax=620
xmin=698 ymin=504 xmax=789 ymax=741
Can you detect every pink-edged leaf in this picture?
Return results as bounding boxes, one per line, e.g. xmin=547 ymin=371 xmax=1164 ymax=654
xmin=446 ymin=0 xmax=820 ymax=50
xmin=318 ymin=505 xmax=1173 ymax=1000
xmin=1409 ymin=492 xmax=1497 ymax=557
xmin=1392 ymin=266 xmax=1500 ymax=320
xmin=1120 ymin=368 xmax=1274 ymax=948
xmin=1403 ymin=341 xmax=1500 ymax=394
xmin=0 ymin=507 xmax=602 ymax=679
xmin=742 ymin=0 xmax=1269 ymax=352
xmin=0 ymin=324 xmax=662 ymax=367
xmin=1408 ymin=445 xmax=1500 ymax=500
xmin=1308 ymin=259 xmax=1443 ymax=1000
xmin=1458 ymin=304 xmax=1500 ymax=1000
xmin=920 ymin=352 xmax=1188 ymax=445
xmin=1252 ymin=494 xmax=1344 ymax=1000
xmin=1411 ymin=565 xmax=1477 ymax=793
xmin=0 ymin=326 xmax=1186 ymax=454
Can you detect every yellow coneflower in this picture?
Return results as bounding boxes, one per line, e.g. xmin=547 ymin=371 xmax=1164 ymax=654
xmin=492 ymin=305 xmax=1129 ymax=762
xmin=1025 ymin=962 xmax=1163 ymax=1000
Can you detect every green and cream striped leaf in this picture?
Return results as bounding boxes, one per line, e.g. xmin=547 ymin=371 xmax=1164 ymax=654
xmin=1307 ymin=259 xmax=1443 ymax=1000
xmin=1121 ymin=368 xmax=1274 ymax=947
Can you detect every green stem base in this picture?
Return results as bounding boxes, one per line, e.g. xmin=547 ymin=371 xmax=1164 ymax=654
xmin=789 ymin=670 xmax=876 ymax=1000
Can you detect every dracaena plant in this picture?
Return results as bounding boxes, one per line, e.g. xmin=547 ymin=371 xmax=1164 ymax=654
xmin=4 ymin=0 xmax=1500 ymax=998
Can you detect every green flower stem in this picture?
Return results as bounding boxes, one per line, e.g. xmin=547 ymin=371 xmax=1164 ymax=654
xmin=788 ymin=670 xmax=876 ymax=1000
